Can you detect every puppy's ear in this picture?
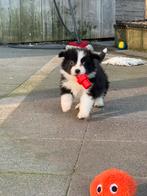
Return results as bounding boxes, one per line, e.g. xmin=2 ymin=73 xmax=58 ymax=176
xmin=92 ymin=48 xmax=107 ymax=62
xmin=58 ymin=51 xmax=66 ymax=58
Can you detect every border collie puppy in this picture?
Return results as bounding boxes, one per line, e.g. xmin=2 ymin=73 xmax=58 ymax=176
xmin=58 ymin=48 xmax=109 ymax=119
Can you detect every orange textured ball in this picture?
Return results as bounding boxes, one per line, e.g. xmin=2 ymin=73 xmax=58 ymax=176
xmin=90 ymin=168 xmax=137 ymax=196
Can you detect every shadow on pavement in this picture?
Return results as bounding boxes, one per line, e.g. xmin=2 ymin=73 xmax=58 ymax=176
xmin=92 ymin=94 xmax=147 ymax=121
xmin=111 ymin=77 xmax=147 ymax=90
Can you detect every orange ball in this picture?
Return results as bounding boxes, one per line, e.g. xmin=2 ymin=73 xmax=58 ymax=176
xmin=90 ymin=168 xmax=137 ymax=196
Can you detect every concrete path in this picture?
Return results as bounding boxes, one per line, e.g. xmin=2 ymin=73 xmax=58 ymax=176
xmin=0 ymin=46 xmax=59 ymax=98
xmin=0 ymin=46 xmax=147 ymax=196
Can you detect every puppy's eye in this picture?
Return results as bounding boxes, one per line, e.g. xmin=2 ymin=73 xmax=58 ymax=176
xmin=81 ymin=57 xmax=86 ymax=64
xmin=110 ymin=184 xmax=118 ymax=194
xmin=69 ymin=61 xmax=75 ymax=66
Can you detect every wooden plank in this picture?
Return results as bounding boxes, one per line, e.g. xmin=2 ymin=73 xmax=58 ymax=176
xmin=143 ymin=29 xmax=147 ymax=49
xmin=0 ymin=0 xmax=2 ymax=43
xmin=51 ymin=0 xmax=71 ymax=41
xmin=77 ymin=0 xmax=95 ymax=39
xmin=9 ymin=0 xmax=21 ymax=43
xmin=127 ymin=28 xmax=142 ymax=50
xmin=145 ymin=0 xmax=147 ymax=19
xmin=116 ymin=0 xmax=145 ymax=21
xmin=0 ymin=0 xmax=10 ymax=43
xmin=31 ymin=0 xmax=42 ymax=42
xmin=42 ymin=0 xmax=54 ymax=41
xmin=101 ymin=0 xmax=116 ymax=38
xmin=20 ymin=0 xmax=34 ymax=42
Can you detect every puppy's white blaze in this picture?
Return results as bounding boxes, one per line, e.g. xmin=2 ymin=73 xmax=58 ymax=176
xmin=61 ymin=94 xmax=73 ymax=112
xmin=103 ymin=48 xmax=107 ymax=53
xmin=77 ymin=50 xmax=85 ymax=66
xmin=78 ymin=93 xmax=94 ymax=119
xmin=94 ymin=97 xmax=104 ymax=107
xmin=71 ymin=50 xmax=86 ymax=76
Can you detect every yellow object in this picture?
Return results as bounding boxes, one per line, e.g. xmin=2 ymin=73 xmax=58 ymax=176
xmin=118 ymin=41 xmax=125 ymax=49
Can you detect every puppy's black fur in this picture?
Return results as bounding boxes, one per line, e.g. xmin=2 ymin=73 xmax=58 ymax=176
xmin=59 ymin=48 xmax=109 ymax=99
xmin=58 ymin=48 xmax=110 ymax=119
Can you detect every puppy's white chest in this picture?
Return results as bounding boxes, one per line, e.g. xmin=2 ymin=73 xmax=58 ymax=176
xmin=63 ymin=79 xmax=83 ymax=97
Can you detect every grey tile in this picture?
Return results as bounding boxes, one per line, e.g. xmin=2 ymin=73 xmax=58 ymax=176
xmin=76 ymin=140 xmax=147 ymax=177
xmin=34 ymin=67 xmax=60 ymax=91
xmin=0 ymin=136 xmax=81 ymax=175
xmin=1 ymin=97 xmax=87 ymax=140
xmin=0 ymin=54 xmax=57 ymax=97
xmin=90 ymin=94 xmax=147 ymax=121
xmin=67 ymin=174 xmax=91 ymax=196
xmin=86 ymin=112 xmax=147 ymax=141
xmin=0 ymin=173 xmax=70 ymax=196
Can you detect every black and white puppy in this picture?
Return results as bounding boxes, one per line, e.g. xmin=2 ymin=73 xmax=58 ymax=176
xmin=58 ymin=48 xmax=109 ymax=119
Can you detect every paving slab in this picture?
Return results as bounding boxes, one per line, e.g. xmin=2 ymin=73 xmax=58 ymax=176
xmin=0 ymin=135 xmax=82 ymax=175
xmin=103 ymin=63 xmax=147 ymax=82
xmin=111 ymin=77 xmax=147 ymax=90
xmin=86 ymin=112 xmax=147 ymax=142
xmin=76 ymin=140 xmax=147 ymax=177
xmin=0 ymin=46 xmax=60 ymax=98
xmin=90 ymin=94 xmax=147 ymax=123
xmin=67 ymin=174 xmax=91 ymax=196
xmin=0 ymin=173 xmax=70 ymax=196
xmin=33 ymin=67 xmax=61 ymax=92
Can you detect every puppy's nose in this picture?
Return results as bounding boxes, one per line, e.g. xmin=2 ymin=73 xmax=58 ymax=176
xmin=75 ymin=69 xmax=80 ymax=74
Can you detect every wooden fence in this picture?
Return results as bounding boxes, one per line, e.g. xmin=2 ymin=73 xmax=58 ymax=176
xmin=0 ymin=0 xmax=116 ymax=43
xmin=116 ymin=0 xmax=145 ymax=21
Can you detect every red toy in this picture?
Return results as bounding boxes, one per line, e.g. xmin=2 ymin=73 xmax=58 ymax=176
xmin=67 ymin=40 xmax=89 ymax=49
xmin=90 ymin=168 xmax=137 ymax=196
xmin=76 ymin=74 xmax=92 ymax=89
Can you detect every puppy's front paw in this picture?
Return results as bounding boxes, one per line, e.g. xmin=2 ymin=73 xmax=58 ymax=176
xmin=94 ymin=97 xmax=104 ymax=108
xmin=94 ymin=102 xmax=104 ymax=108
xmin=62 ymin=104 xmax=71 ymax=112
xmin=77 ymin=112 xmax=89 ymax=119
xmin=61 ymin=94 xmax=72 ymax=112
